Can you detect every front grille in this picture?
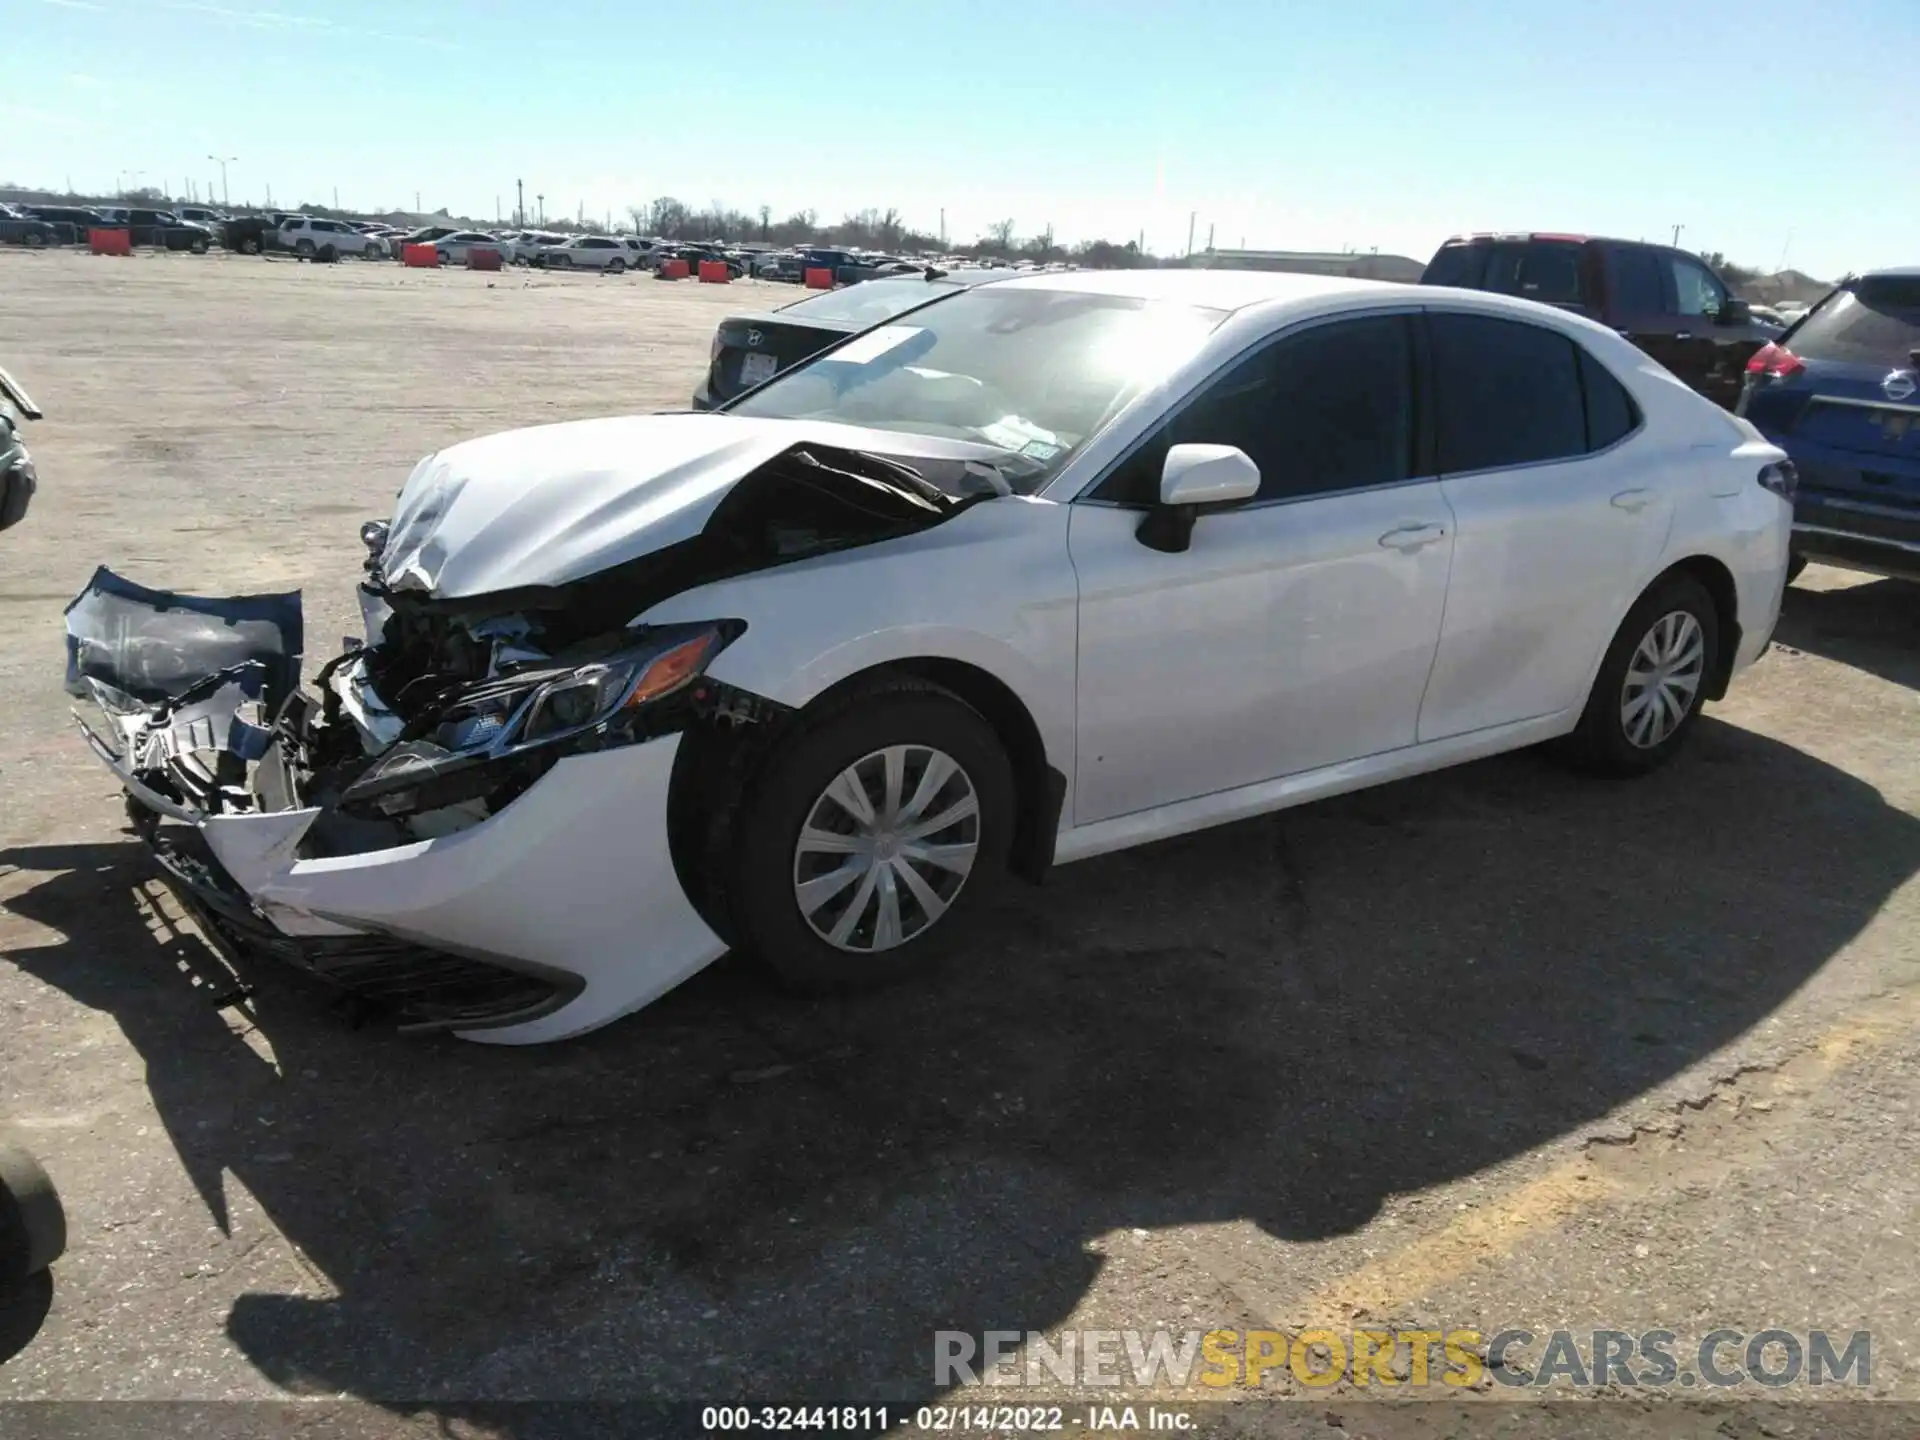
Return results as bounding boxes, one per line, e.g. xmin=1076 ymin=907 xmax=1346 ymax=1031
xmin=139 ymin=817 xmax=570 ymax=1032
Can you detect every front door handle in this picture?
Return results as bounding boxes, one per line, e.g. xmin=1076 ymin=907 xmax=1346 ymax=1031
xmin=1674 ymin=331 xmax=1694 ymax=341
xmin=1611 ymin=488 xmax=1652 ymax=513
xmin=1378 ymin=522 xmax=1447 ymax=552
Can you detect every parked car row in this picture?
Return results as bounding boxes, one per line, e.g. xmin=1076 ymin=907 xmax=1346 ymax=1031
xmin=3 ymin=202 xmax=214 ymax=251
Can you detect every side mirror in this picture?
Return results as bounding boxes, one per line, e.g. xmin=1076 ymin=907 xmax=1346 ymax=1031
xmin=1136 ymin=444 xmax=1261 ymax=553
xmin=1718 ymin=298 xmax=1751 ymax=327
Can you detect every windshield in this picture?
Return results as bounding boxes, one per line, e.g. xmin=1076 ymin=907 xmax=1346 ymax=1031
xmin=1790 ymin=278 xmax=1920 ymax=367
xmin=727 ymin=286 xmax=1223 ymax=490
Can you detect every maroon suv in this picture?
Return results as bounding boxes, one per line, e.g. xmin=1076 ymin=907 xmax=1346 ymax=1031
xmin=1421 ymin=233 xmax=1775 ymax=410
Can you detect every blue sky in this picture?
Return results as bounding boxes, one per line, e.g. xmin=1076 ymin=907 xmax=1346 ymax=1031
xmin=9 ymin=0 xmax=1913 ymax=277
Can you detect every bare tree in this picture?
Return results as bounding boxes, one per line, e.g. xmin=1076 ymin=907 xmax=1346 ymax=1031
xmin=758 ymin=204 xmax=772 ymax=240
xmin=982 ymin=217 xmax=1017 ymax=254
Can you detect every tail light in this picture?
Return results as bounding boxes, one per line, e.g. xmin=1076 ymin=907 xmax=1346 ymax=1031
xmin=1758 ymin=460 xmax=1798 ymax=500
xmin=1746 ymin=342 xmax=1805 ymax=380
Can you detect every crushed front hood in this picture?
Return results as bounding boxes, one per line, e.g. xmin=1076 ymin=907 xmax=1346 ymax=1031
xmin=377 ymin=412 xmax=1003 ymax=599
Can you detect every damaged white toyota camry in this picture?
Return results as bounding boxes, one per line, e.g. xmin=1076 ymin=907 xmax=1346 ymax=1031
xmin=66 ymin=271 xmax=1793 ymax=1044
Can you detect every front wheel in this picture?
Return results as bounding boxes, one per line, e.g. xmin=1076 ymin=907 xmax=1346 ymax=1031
xmin=721 ymin=678 xmax=1015 ymax=993
xmin=25 ymin=232 xmax=46 ymax=249
xmin=606 ymin=258 xmax=625 ymax=274
xmin=1556 ymin=571 xmax=1720 ymax=776
xmin=294 ymin=239 xmax=315 ymax=258
xmin=189 ymin=236 xmax=208 ymax=254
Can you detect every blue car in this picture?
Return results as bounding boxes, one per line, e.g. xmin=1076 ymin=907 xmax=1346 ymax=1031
xmin=1737 ymin=268 xmax=1920 ymax=581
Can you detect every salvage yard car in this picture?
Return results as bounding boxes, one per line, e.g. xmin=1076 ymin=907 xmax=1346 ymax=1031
xmin=693 ymin=268 xmax=1017 ymax=408
xmin=538 ymin=235 xmax=630 ymax=272
xmin=1738 ymin=266 xmax=1920 ymax=581
xmin=282 ymin=217 xmax=389 ymax=261
xmin=1422 ymin=233 xmax=1773 ymax=410
xmin=0 ymin=204 xmax=58 ymax=248
xmin=65 ymin=272 xmax=1793 ymax=1045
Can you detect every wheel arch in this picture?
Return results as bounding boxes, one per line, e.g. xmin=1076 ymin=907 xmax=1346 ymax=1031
xmin=1660 ymin=554 xmax=1741 ymax=699
xmin=665 ymin=656 xmax=1064 ymax=939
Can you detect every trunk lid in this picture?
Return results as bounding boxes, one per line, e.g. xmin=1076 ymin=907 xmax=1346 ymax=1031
xmin=708 ymin=313 xmax=854 ymax=405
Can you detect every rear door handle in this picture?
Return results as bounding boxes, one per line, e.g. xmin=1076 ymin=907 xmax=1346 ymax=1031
xmin=1611 ymin=488 xmax=1652 ymax=513
xmin=1674 ymin=331 xmax=1694 ymax=341
xmin=1378 ymin=522 xmax=1447 ymax=551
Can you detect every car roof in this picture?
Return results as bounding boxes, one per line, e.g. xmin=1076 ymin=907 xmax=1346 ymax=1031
xmin=994 ymin=267 xmax=1389 ymax=312
xmin=1859 ymin=266 xmax=1920 ymax=280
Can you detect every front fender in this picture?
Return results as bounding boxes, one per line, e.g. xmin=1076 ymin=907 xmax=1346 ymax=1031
xmin=635 ymin=495 xmax=1079 ymax=785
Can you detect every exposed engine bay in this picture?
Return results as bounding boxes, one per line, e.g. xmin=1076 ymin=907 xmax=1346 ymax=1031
xmin=65 ymin=439 xmax=986 ymax=1032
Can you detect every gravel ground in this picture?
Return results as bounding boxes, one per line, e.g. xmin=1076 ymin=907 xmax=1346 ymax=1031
xmin=1 ymin=249 xmax=1917 ymax=1434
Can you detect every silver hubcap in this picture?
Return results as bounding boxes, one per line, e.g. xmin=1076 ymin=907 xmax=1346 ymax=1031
xmin=1620 ymin=610 xmax=1705 ymax=748
xmin=792 ymin=744 xmax=980 ymax=953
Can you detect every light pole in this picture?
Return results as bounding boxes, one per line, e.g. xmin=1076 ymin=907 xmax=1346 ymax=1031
xmin=1671 ymin=223 xmax=1684 ymax=248
xmin=207 ymin=156 xmax=236 ymax=208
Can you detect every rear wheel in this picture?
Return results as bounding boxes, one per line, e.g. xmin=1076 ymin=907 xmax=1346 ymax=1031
xmin=24 ymin=232 xmax=46 ymax=249
xmin=316 ymin=243 xmax=337 ymax=263
xmin=189 ymin=235 xmax=208 ymax=254
xmin=721 ymin=678 xmax=1015 ymax=993
xmin=607 ymin=257 xmax=625 ymax=274
xmin=1556 ymin=571 xmax=1719 ymax=776
xmin=240 ymin=234 xmax=262 ymax=255
xmin=294 ymin=238 xmax=315 ymax=259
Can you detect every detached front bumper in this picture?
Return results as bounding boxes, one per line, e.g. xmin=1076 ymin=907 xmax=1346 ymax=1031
xmin=66 ymin=570 xmax=728 ymax=1045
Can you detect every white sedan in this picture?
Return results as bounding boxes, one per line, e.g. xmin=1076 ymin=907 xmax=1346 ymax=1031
xmin=66 ymin=271 xmax=1792 ymax=1044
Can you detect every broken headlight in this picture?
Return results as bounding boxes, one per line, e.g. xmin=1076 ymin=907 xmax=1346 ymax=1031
xmin=437 ymin=622 xmax=736 ymax=758
xmin=338 ymin=622 xmax=739 ymax=821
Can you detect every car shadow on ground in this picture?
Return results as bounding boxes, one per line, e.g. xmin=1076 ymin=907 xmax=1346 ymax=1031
xmin=1775 ymin=574 xmax=1920 ymax=690
xmin=4 ymin=713 xmax=1919 ymax=1408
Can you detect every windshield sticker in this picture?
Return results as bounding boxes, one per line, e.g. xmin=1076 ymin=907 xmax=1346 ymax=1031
xmin=1019 ymin=440 xmax=1063 ymax=462
xmin=823 ymin=326 xmax=927 ymax=367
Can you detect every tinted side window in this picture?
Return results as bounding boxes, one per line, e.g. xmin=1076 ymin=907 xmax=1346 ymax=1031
xmin=1607 ymin=246 xmax=1665 ymax=313
xmin=1429 ymin=313 xmax=1586 ymax=473
xmin=1096 ymin=316 xmax=1413 ymax=505
xmin=1578 ymin=348 xmax=1640 ymax=450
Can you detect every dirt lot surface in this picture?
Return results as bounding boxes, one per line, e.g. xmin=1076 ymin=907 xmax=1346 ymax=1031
xmin=2 ymin=250 xmax=1918 ymax=1433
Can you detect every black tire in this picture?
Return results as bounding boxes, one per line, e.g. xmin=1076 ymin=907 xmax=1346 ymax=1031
xmin=721 ymin=677 xmax=1016 ymax=993
xmin=0 ymin=1141 xmax=66 ymax=1283
xmin=1556 ymin=570 xmax=1720 ymax=776
xmin=24 ymin=232 xmax=45 ymax=249
xmin=607 ymin=258 xmax=625 ymax=275
xmin=317 ymin=244 xmax=337 ymax=263
xmin=190 ymin=236 xmax=208 ymax=254
xmin=294 ymin=238 xmax=315 ymax=259
xmin=240 ymin=235 xmax=261 ymax=256
xmin=1785 ymin=553 xmax=1808 ymax=585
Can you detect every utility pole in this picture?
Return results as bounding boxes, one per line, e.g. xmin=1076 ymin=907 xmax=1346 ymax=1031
xmin=1777 ymin=229 xmax=1794 ymax=272
xmin=1671 ymin=223 xmax=1684 ymax=248
xmin=939 ymin=207 xmax=946 ymax=246
xmin=1206 ymin=223 xmax=1214 ymax=252
xmin=516 ymin=178 xmax=524 ymax=228
xmin=1186 ymin=210 xmax=1195 ymax=258
xmin=333 ymin=185 xmax=339 ymax=211
xmin=537 ymin=193 xmax=544 ymax=224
